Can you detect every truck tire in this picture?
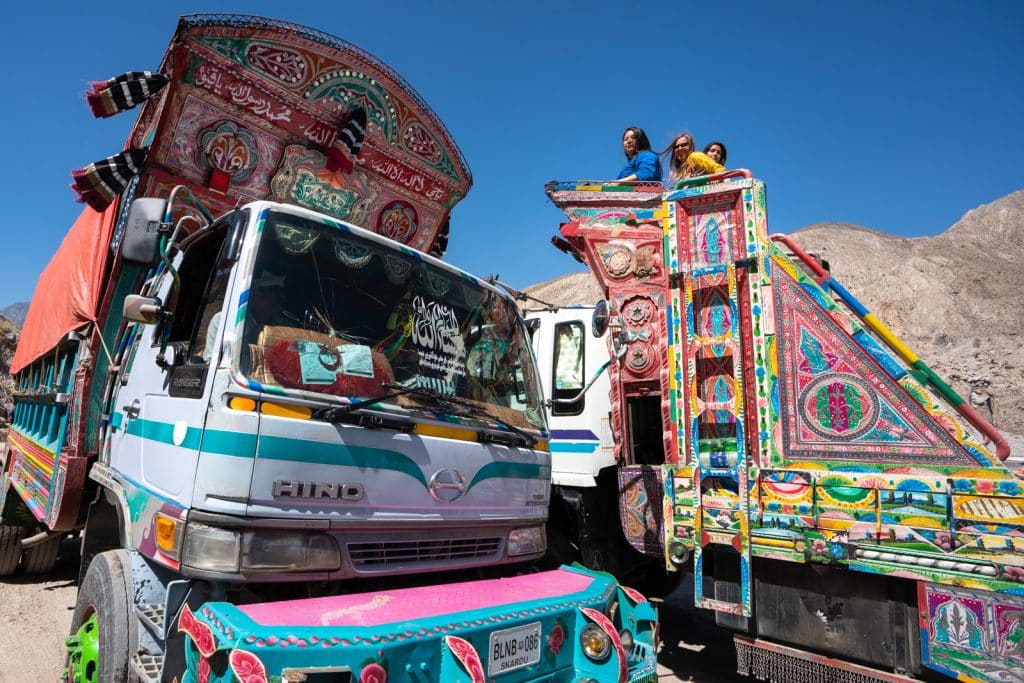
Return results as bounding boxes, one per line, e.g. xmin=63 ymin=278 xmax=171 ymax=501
xmin=65 ymin=550 xmax=138 ymax=683
xmin=0 ymin=524 xmax=24 ymax=576
xmin=22 ymin=534 xmax=61 ymax=574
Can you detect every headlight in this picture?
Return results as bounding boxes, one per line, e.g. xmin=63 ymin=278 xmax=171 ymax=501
xmin=508 ymin=526 xmax=546 ymax=556
xmin=618 ymin=628 xmax=634 ymax=652
xmin=182 ymin=523 xmax=241 ymax=573
xmin=181 ymin=524 xmax=341 ymax=573
xmin=242 ymin=530 xmax=341 ymax=572
xmin=579 ymin=624 xmax=611 ymax=661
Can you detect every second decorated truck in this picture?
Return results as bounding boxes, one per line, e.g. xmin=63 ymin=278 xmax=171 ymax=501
xmin=548 ymin=172 xmax=1024 ymax=682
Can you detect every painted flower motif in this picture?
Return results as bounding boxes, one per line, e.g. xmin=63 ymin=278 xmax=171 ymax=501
xmin=178 ymin=605 xmax=216 ymax=657
xmin=828 ymin=543 xmax=846 ymax=560
xmin=637 ymin=248 xmax=659 ymax=273
xmin=547 ymin=623 xmax=565 ymax=655
xmin=229 ymin=649 xmax=269 ymax=683
xmin=445 ymin=635 xmax=485 ymax=683
xmin=197 ymin=656 xmax=210 ymax=683
xmin=997 ymin=479 xmax=1021 ymax=496
xmin=359 ymin=662 xmax=387 ymax=683
xmin=975 ymin=480 xmax=995 ymax=495
xmin=935 ymin=532 xmax=952 ymax=550
xmin=1001 ymin=565 xmax=1024 ymax=581
xmin=811 ymin=539 xmax=828 ymax=555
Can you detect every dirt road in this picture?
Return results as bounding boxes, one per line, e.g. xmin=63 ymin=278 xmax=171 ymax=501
xmin=0 ymin=546 xmax=741 ymax=682
xmin=0 ymin=538 xmax=78 ymax=682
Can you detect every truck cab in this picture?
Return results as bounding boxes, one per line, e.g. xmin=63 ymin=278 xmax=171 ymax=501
xmin=103 ymin=199 xmax=551 ymax=585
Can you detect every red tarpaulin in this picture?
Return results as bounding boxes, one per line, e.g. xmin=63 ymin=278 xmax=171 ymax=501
xmin=11 ymin=206 xmax=118 ymax=375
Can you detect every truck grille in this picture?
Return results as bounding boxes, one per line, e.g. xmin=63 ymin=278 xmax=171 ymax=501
xmin=347 ymin=537 xmax=502 ymax=570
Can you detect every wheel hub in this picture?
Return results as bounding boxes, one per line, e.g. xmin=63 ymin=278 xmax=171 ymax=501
xmin=65 ymin=612 xmax=99 ymax=683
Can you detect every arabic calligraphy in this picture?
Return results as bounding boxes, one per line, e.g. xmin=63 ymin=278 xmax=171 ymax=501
xmin=192 ymin=61 xmax=292 ymax=123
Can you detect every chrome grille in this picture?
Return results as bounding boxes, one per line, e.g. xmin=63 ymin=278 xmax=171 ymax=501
xmin=347 ymin=537 xmax=502 ymax=569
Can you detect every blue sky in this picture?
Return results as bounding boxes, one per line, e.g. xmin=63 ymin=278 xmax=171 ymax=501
xmin=1 ymin=1 xmax=1021 ymax=306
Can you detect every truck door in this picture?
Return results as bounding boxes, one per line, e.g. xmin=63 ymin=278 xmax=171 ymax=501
xmin=108 ymin=227 xmax=232 ymax=508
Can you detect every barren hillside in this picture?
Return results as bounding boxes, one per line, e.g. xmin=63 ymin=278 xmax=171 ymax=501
xmin=527 ymin=190 xmax=1024 ymax=435
xmin=0 ymin=315 xmax=18 ymax=424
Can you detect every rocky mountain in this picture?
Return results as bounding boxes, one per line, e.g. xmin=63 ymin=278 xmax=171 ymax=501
xmin=0 ymin=315 xmax=18 ymax=422
xmin=1 ymin=302 xmax=28 ymax=327
xmin=526 ymin=190 xmax=1024 ymax=438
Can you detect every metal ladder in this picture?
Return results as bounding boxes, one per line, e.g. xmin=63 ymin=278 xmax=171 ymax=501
xmin=685 ymin=262 xmax=752 ymax=617
xmin=664 ymin=175 xmax=760 ymax=620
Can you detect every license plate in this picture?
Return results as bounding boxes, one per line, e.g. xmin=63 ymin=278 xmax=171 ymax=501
xmin=487 ymin=621 xmax=542 ymax=676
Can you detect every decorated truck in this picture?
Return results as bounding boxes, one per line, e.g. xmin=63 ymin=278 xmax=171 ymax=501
xmin=548 ymin=172 xmax=1024 ymax=682
xmin=0 ymin=15 xmax=658 ymax=682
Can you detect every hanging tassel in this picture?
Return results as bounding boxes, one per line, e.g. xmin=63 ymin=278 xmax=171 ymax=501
xmin=70 ymin=148 xmax=148 ymax=211
xmin=325 ymin=106 xmax=367 ymax=174
xmin=86 ymin=71 xmax=168 ymax=118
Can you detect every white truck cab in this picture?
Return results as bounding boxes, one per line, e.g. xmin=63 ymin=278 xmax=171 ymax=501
xmin=104 ymin=199 xmax=551 ymax=584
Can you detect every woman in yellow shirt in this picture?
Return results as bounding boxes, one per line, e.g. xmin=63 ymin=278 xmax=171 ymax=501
xmin=664 ymin=132 xmax=725 ymax=186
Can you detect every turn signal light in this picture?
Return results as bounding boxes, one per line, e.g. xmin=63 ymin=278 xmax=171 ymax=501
xmin=228 ymin=397 xmax=257 ymax=412
xmin=261 ymin=401 xmax=313 ymax=420
xmin=154 ymin=512 xmax=182 ymax=559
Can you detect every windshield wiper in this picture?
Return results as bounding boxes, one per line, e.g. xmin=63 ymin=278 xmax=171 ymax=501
xmin=315 ymin=382 xmax=430 ymax=421
xmin=317 ymin=382 xmax=540 ymax=448
xmin=380 ymin=384 xmax=539 ymax=448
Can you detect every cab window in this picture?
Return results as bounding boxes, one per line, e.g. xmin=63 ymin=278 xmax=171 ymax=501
xmin=551 ymin=321 xmax=584 ymax=416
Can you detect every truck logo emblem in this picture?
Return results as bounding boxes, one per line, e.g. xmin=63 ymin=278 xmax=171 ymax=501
xmin=429 ymin=468 xmax=468 ymax=503
xmin=272 ymin=481 xmax=364 ymax=500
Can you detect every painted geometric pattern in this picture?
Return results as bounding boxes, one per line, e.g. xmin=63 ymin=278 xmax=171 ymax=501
xmin=191 ymin=28 xmax=466 ymax=185
xmin=772 ymin=264 xmax=975 ymax=465
xmin=619 ymin=466 xmax=665 ymax=557
xmin=6 ymin=430 xmax=54 ymax=522
xmin=162 ymin=93 xmax=286 ymax=199
xmin=923 ymin=583 xmax=1024 ymax=681
xmin=679 ymin=196 xmax=740 ymax=269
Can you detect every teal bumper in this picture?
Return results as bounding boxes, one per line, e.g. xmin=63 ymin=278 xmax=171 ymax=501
xmin=179 ymin=566 xmax=658 ymax=682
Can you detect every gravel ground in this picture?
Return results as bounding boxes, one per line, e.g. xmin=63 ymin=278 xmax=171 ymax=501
xmin=0 ymin=537 xmax=78 ymax=682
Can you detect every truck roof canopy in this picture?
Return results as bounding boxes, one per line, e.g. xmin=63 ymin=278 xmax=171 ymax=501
xmin=11 ymin=206 xmax=117 ymax=375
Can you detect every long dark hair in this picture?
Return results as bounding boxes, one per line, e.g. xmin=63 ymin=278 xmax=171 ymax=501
xmin=663 ymin=132 xmax=695 ymax=183
xmin=704 ymin=141 xmax=727 ymax=165
xmin=622 ymin=127 xmax=653 ymax=156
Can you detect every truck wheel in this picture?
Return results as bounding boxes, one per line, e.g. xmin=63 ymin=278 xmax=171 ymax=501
xmin=65 ymin=550 xmax=138 ymax=683
xmin=23 ymin=534 xmax=62 ymax=574
xmin=0 ymin=524 xmax=25 ymax=576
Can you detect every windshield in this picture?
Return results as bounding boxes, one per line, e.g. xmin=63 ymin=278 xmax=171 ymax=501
xmin=240 ymin=210 xmax=545 ymax=430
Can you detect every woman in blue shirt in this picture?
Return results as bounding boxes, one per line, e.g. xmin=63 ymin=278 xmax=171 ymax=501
xmin=616 ymin=127 xmax=662 ymax=182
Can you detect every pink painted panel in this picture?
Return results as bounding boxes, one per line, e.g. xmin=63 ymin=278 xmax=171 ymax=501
xmin=239 ymin=569 xmax=595 ymax=627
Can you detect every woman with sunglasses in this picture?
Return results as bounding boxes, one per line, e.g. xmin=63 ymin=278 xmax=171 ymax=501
xmin=664 ymin=132 xmax=725 ymax=186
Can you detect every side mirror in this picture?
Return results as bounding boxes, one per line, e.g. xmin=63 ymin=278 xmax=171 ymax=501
xmin=121 ymin=198 xmax=168 ymax=265
xmin=123 ymin=295 xmax=163 ymax=324
xmin=592 ymin=300 xmax=610 ymax=338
